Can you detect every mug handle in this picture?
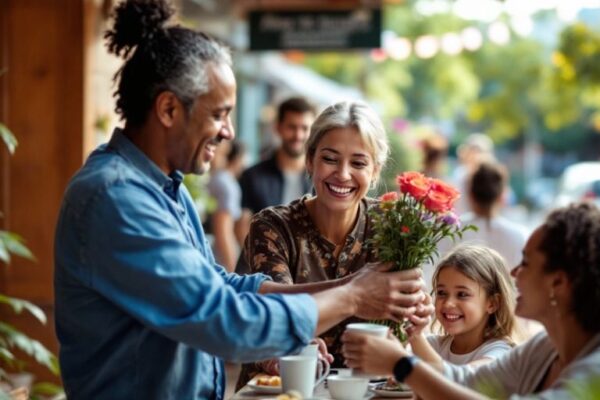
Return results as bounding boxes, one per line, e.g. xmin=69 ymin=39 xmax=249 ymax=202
xmin=314 ymin=358 xmax=331 ymax=387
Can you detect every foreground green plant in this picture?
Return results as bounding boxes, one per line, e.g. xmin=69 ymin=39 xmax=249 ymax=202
xmin=0 ymin=90 xmax=62 ymax=398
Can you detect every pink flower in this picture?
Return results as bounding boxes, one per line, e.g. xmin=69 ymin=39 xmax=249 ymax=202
xmin=379 ymin=191 xmax=399 ymax=202
xmin=397 ymin=172 xmax=432 ymax=200
xmin=423 ymin=179 xmax=460 ymax=213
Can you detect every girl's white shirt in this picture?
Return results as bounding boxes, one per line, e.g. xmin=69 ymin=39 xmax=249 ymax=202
xmin=427 ymin=335 xmax=512 ymax=365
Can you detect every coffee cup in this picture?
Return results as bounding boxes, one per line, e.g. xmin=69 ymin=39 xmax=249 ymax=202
xmin=299 ymin=343 xmax=330 ymax=387
xmin=327 ymin=375 xmax=369 ymax=400
xmin=345 ymin=323 xmax=389 ymax=378
xmin=279 ymin=355 xmax=318 ymax=398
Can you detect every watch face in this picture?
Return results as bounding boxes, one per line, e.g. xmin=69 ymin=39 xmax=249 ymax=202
xmin=393 ymin=356 xmax=416 ymax=383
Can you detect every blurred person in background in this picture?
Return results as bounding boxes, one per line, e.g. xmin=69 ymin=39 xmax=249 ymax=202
xmin=421 ymin=132 xmax=449 ymax=180
xmin=207 ymin=140 xmax=246 ymax=272
xmin=456 ymin=160 xmax=529 ymax=270
xmin=239 ymin=97 xmax=316 ymax=216
xmin=236 ymin=97 xmax=316 ymax=274
xmin=452 ymin=133 xmax=495 ymax=215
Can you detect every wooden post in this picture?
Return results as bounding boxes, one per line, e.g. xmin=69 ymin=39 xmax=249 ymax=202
xmin=0 ymin=0 xmax=95 ymax=384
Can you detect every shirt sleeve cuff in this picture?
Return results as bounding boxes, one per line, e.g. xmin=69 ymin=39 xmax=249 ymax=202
xmin=285 ymin=293 xmax=318 ymax=342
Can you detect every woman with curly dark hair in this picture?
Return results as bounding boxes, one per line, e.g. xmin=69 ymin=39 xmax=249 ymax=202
xmin=342 ymin=202 xmax=600 ymax=399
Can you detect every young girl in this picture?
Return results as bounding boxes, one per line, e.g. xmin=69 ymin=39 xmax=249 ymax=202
xmin=409 ymin=245 xmax=516 ymax=369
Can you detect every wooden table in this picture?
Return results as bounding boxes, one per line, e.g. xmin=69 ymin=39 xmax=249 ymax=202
xmin=231 ymin=381 xmax=330 ymax=399
xmin=231 ymin=382 xmax=414 ymax=399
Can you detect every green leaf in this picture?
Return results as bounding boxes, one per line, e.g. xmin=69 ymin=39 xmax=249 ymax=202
xmin=31 ymin=382 xmax=64 ymax=396
xmin=0 ymin=241 xmax=8 ymax=264
xmin=0 ymin=231 xmax=35 ymax=262
xmin=0 ymin=123 xmax=17 ymax=155
xmin=0 ymin=322 xmax=59 ymax=375
xmin=0 ymin=347 xmax=15 ymax=368
xmin=0 ymin=294 xmax=47 ymax=324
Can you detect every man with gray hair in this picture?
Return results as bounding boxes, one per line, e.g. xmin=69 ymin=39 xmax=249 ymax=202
xmin=53 ymin=1 xmax=431 ymax=399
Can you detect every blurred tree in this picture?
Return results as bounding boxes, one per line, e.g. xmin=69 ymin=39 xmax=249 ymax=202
xmin=542 ymin=22 xmax=600 ymax=131
xmin=300 ymin=3 xmax=600 ymax=173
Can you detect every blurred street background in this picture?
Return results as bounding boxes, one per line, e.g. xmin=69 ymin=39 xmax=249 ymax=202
xmin=89 ymin=0 xmax=600 ymax=233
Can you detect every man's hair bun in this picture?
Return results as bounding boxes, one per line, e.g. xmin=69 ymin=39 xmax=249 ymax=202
xmin=105 ymin=0 xmax=174 ymax=58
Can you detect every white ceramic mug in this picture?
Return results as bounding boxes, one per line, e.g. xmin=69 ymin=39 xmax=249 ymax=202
xmin=279 ymin=355 xmax=318 ymax=398
xmin=345 ymin=323 xmax=389 ymax=378
xmin=299 ymin=343 xmax=330 ymax=387
xmin=327 ymin=375 xmax=369 ymax=400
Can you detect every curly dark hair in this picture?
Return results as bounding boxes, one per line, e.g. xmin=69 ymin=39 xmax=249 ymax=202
xmin=104 ymin=0 xmax=231 ymax=126
xmin=538 ymin=202 xmax=600 ymax=332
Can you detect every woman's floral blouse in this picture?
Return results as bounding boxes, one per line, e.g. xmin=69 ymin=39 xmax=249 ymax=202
xmin=236 ymin=195 xmax=379 ymax=389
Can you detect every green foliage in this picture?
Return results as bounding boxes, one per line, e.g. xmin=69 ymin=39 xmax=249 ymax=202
xmin=473 ymin=376 xmax=507 ymax=399
xmin=376 ymin=132 xmax=420 ymax=195
xmin=0 ymin=232 xmax=34 ymax=265
xmin=0 ymin=103 xmax=61 ymax=396
xmin=0 ymin=323 xmax=59 ymax=376
xmin=0 ymin=124 xmax=16 ymax=156
xmin=568 ymin=375 xmax=600 ymax=399
xmin=183 ymin=174 xmax=216 ymax=222
xmin=300 ymin=6 xmax=600 ymax=152
xmin=466 ymin=38 xmax=546 ymax=142
xmin=542 ymin=22 xmax=600 ymax=131
xmin=30 ymin=382 xmax=64 ymax=400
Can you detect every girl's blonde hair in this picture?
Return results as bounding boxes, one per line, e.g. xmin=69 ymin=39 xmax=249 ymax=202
xmin=432 ymin=244 xmax=516 ymax=344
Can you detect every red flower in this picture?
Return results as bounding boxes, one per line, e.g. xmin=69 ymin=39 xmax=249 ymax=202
xmin=401 ymin=226 xmax=410 ymax=233
xmin=396 ymin=172 xmax=431 ymax=200
xmin=379 ymin=191 xmax=399 ymax=202
xmin=423 ymin=179 xmax=460 ymax=213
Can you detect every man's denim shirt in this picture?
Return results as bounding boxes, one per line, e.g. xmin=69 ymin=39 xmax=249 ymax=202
xmin=54 ymin=129 xmax=317 ymax=399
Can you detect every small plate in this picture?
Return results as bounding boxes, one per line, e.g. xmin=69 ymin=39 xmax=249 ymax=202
xmin=247 ymin=377 xmax=282 ymax=395
xmin=369 ymin=382 xmax=413 ymax=398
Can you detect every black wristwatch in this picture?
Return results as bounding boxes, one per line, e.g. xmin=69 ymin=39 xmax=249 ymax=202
xmin=393 ymin=355 xmax=419 ymax=383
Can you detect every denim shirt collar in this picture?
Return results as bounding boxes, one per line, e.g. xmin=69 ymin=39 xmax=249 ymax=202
xmin=108 ymin=128 xmax=183 ymax=200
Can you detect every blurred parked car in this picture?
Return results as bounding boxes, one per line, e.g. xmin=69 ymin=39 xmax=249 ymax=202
xmin=555 ymin=162 xmax=600 ymax=207
xmin=524 ymin=177 xmax=557 ymax=211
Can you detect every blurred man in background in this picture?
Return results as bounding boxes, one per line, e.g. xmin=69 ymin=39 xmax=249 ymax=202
xmin=239 ymin=97 xmax=316 ymax=216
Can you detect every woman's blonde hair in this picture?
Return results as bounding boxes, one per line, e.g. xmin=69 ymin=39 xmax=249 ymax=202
xmin=432 ymin=244 xmax=516 ymax=344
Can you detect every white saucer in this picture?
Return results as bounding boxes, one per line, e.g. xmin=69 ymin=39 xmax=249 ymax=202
xmin=247 ymin=379 xmax=282 ymax=395
xmin=369 ymin=382 xmax=413 ymax=398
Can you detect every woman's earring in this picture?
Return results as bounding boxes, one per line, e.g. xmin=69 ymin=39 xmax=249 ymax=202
xmin=549 ymin=288 xmax=558 ymax=307
xmin=370 ymin=180 xmax=376 ymax=191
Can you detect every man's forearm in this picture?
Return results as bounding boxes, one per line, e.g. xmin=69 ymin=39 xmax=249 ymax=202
xmin=258 ymin=274 xmax=352 ymax=295
xmin=259 ymin=277 xmax=356 ymax=335
xmin=311 ymin=285 xmax=356 ymax=334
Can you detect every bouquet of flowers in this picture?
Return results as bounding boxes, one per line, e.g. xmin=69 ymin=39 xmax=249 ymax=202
xmin=368 ymin=171 xmax=476 ymax=339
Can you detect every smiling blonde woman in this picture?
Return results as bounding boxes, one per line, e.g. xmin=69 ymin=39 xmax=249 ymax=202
xmin=235 ymin=101 xmax=393 ymax=388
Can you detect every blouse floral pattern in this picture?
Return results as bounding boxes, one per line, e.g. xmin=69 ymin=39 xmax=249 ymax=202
xmin=236 ymin=195 xmax=379 ymax=389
